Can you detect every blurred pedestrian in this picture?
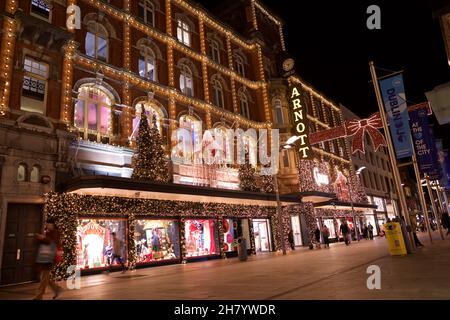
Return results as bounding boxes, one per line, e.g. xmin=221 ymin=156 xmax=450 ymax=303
xmin=321 ymin=225 xmax=330 ymax=248
xmin=314 ymin=227 xmax=321 ymax=249
xmin=288 ymin=229 xmax=295 ymax=250
xmin=33 ymin=218 xmax=61 ymax=300
xmin=367 ymin=222 xmax=374 ymax=240
xmin=340 ymin=221 xmax=350 ymax=246
xmin=109 ymin=232 xmax=126 ymax=273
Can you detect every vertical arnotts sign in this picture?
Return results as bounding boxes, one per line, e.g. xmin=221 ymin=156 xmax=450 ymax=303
xmin=288 ymin=84 xmax=313 ymax=159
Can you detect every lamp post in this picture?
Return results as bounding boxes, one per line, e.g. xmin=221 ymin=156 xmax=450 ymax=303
xmin=275 ymin=135 xmax=302 ymax=255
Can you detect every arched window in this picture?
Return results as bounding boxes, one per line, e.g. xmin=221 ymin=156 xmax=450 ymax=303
xmin=239 ymin=91 xmax=250 ymax=119
xmin=209 ymin=39 xmax=220 ymax=63
xmin=179 ymin=64 xmax=194 ymax=97
xmin=172 ymin=114 xmax=202 ymax=164
xmin=273 ymin=98 xmax=284 ymax=124
xmin=177 ymin=19 xmax=191 ymax=47
xmin=74 ymin=85 xmax=114 ymax=142
xmin=139 ymin=46 xmax=156 ymax=81
xmin=212 ymin=79 xmax=224 ymax=108
xmin=138 ymin=0 xmax=155 ymax=26
xmin=85 ymin=22 xmax=108 ymax=62
xmin=234 ymin=54 xmax=245 ymax=77
xmin=131 ymin=101 xmax=165 ymax=139
xmin=30 ymin=165 xmax=40 ymax=183
xmin=17 ymin=164 xmax=27 ymax=182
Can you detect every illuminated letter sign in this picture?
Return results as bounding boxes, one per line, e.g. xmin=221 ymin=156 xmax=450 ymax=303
xmin=67 ymin=5 xmax=81 ymax=31
xmin=313 ymin=167 xmax=329 ymax=185
xmin=288 ymin=85 xmax=312 ymax=159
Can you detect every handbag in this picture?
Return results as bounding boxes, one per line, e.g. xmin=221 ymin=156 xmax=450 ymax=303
xmin=36 ymin=242 xmax=56 ymax=264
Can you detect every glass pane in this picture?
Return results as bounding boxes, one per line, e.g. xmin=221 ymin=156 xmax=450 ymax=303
xmin=139 ymin=58 xmax=146 ymax=77
xmin=74 ymin=101 xmax=85 ymax=128
xmin=138 ymin=4 xmax=144 ymax=19
xmin=183 ymin=30 xmax=190 ymax=46
xmin=177 ymin=27 xmax=183 ymax=42
xmin=179 ymin=74 xmax=186 ymax=93
xmin=17 ymin=165 xmax=26 ymax=182
xmin=76 ymin=219 xmax=127 ymax=269
xmin=87 ymin=102 xmax=97 ymax=131
xmin=186 ymin=76 xmax=193 ymax=96
xmin=97 ymin=37 xmax=108 ymax=60
xmin=30 ymin=166 xmax=40 ymax=183
xmin=134 ymin=220 xmax=180 ymax=263
xmin=85 ymin=33 xmax=96 ymax=57
xmin=100 ymin=106 xmax=111 ymax=135
xmin=185 ymin=219 xmax=219 ymax=257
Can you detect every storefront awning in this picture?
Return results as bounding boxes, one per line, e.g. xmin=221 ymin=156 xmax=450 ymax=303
xmin=61 ymin=176 xmax=301 ymax=207
xmin=313 ymin=200 xmax=378 ymax=211
xmin=283 ymin=191 xmax=336 ymax=204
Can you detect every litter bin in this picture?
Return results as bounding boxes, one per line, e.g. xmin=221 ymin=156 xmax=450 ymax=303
xmin=384 ymin=222 xmax=407 ymax=256
xmin=237 ymin=237 xmax=248 ymax=261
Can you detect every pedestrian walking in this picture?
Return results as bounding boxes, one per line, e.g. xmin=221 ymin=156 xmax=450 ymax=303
xmin=362 ymin=224 xmax=368 ymax=239
xmin=441 ymin=212 xmax=450 ymax=236
xmin=321 ymin=225 xmax=330 ymax=248
xmin=367 ymin=222 xmax=374 ymax=240
xmin=410 ymin=210 xmax=424 ymax=247
xmin=109 ymin=232 xmax=126 ymax=273
xmin=33 ymin=218 xmax=61 ymax=300
xmin=340 ymin=221 xmax=350 ymax=245
xmin=288 ymin=229 xmax=295 ymax=250
xmin=314 ymin=227 xmax=321 ymax=249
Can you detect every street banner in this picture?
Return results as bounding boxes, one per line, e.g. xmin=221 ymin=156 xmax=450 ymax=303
xmin=379 ymin=74 xmax=414 ymax=159
xmin=409 ymin=108 xmax=440 ymax=176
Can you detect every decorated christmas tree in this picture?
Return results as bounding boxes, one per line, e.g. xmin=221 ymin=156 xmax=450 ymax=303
xmin=239 ymin=152 xmax=259 ymax=192
xmin=132 ymin=108 xmax=169 ymax=182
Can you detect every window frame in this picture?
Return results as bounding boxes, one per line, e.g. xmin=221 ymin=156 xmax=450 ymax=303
xmin=240 ymin=92 xmax=250 ymax=119
xmin=138 ymin=46 xmax=157 ymax=81
xmin=179 ymin=64 xmax=194 ymax=97
xmin=30 ymin=0 xmax=51 ymax=21
xmin=212 ymin=79 xmax=225 ymax=109
xmin=234 ymin=54 xmax=245 ymax=77
xmin=21 ymin=56 xmax=49 ymax=114
xmin=138 ymin=0 xmax=155 ymax=27
xmin=74 ymin=85 xmax=114 ymax=143
xmin=17 ymin=164 xmax=27 ymax=182
xmin=85 ymin=22 xmax=109 ymax=62
xmin=30 ymin=165 xmax=41 ymax=183
xmin=177 ymin=19 xmax=191 ymax=47
xmin=209 ymin=39 xmax=220 ymax=64
xmin=273 ymin=99 xmax=284 ymax=124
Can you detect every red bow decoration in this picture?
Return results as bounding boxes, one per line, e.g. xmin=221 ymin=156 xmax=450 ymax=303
xmin=345 ymin=113 xmax=387 ymax=154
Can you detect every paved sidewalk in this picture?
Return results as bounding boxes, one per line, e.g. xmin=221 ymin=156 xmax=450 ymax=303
xmin=0 ymin=232 xmax=448 ymax=300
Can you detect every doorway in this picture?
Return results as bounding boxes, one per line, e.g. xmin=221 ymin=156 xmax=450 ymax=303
xmin=1 ymin=204 xmax=43 ymax=285
xmin=290 ymin=215 xmax=303 ymax=246
xmin=252 ymin=219 xmax=272 ymax=253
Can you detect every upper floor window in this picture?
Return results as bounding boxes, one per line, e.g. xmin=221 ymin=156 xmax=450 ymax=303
xmin=234 ymin=54 xmax=245 ymax=77
xmin=138 ymin=0 xmax=155 ymax=26
xmin=74 ymin=85 xmax=114 ymax=142
xmin=85 ymin=22 xmax=108 ymax=62
xmin=239 ymin=91 xmax=250 ymax=119
xmin=139 ymin=46 xmax=157 ymax=81
xmin=31 ymin=0 xmax=51 ymax=20
xmin=30 ymin=165 xmax=41 ymax=183
xmin=212 ymin=79 xmax=224 ymax=108
xmin=179 ymin=64 xmax=194 ymax=97
xmin=131 ymin=101 xmax=165 ymax=140
xmin=21 ymin=57 xmax=49 ymax=114
xmin=177 ymin=19 xmax=191 ymax=47
xmin=273 ymin=98 xmax=284 ymax=124
xmin=209 ymin=40 xmax=220 ymax=63
xmin=17 ymin=164 xmax=27 ymax=182
xmin=282 ymin=149 xmax=290 ymax=168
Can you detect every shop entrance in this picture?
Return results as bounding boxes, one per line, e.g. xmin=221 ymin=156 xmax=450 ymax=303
xmin=1 ymin=204 xmax=43 ymax=285
xmin=290 ymin=215 xmax=303 ymax=246
xmin=252 ymin=219 xmax=272 ymax=253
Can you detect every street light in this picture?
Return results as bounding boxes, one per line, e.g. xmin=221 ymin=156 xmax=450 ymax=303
xmin=274 ymin=135 xmax=300 ymax=256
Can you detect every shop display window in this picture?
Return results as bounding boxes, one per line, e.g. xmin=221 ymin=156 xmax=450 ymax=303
xmin=323 ymin=219 xmax=337 ymax=238
xmin=222 ymin=218 xmax=238 ymax=252
xmin=185 ymin=219 xmax=219 ymax=257
xmin=134 ymin=219 xmax=180 ymax=263
xmin=76 ymin=219 xmax=127 ymax=269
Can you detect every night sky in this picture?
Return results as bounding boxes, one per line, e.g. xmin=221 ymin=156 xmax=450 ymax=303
xmin=199 ymin=0 xmax=450 ymax=148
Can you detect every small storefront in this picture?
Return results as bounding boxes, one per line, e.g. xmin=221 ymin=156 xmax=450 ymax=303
xmin=252 ymin=219 xmax=272 ymax=253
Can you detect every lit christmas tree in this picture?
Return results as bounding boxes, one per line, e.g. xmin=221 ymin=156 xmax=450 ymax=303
xmin=239 ymin=153 xmax=259 ymax=192
xmin=132 ymin=108 xmax=169 ymax=182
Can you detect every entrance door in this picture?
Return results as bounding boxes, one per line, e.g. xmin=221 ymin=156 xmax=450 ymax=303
xmin=253 ymin=219 xmax=271 ymax=253
xmin=1 ymin=204 xmax=43 ymax=285
xmin=290 ymin=215 xmax=302 ymax=246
